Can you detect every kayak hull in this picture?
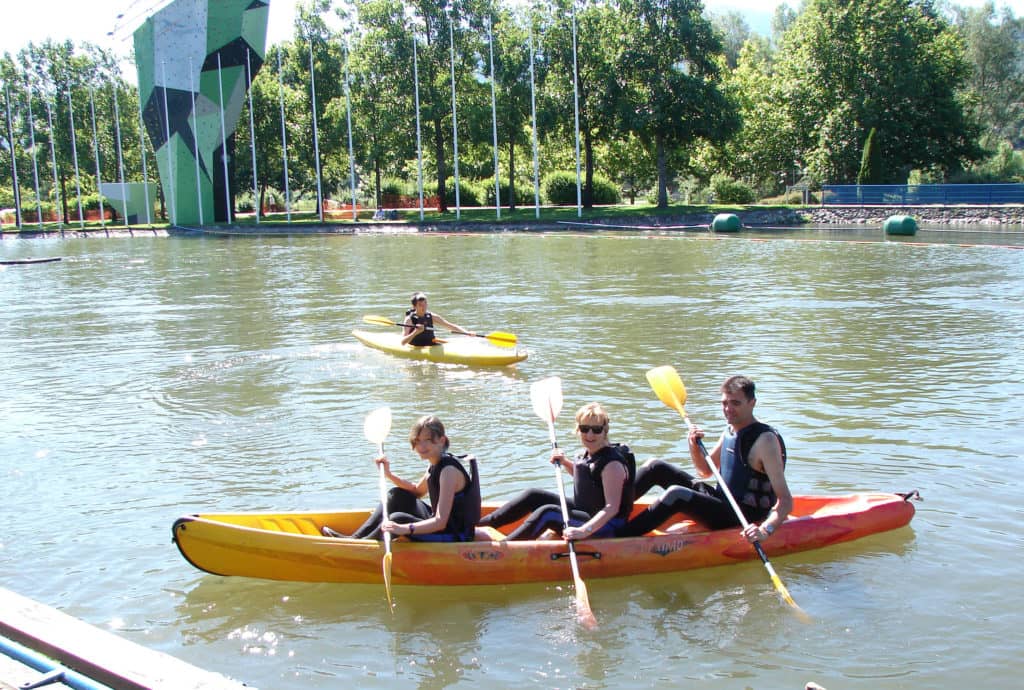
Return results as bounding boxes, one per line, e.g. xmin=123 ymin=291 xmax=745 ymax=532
xmin=352 ymin=329 xmax=528 ymax=367
xmin=172 ymin=493 xmax=915 ymax=586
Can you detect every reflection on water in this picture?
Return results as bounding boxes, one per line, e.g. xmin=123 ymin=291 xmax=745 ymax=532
xmin=1 ymin=230 xmax=1022 ymax=689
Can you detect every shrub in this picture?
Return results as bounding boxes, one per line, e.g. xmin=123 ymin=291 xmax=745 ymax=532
xmin=443 ymin=178 xmax=483 ymax=207
xmin=709 ymin=174 xmax=756 ymax=204
xmin=543 ymin=171 xmax=622 ymax=205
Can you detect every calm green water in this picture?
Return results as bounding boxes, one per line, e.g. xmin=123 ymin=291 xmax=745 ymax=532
xmin=2 ymin=227 xmax=1023 ymax=689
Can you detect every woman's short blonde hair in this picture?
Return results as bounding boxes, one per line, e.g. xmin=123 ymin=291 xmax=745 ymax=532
xmin=573 ymin=402 xmax=610 ymax=433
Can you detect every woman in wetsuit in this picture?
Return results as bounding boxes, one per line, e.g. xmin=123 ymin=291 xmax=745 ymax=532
xmin=478 ymin=403 xmax=636 ymax=541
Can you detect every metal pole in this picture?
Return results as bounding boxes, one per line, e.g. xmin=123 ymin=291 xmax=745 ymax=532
xmin=344 ymin=38 xmax=357 ymax=221
xmin=309 ymin=42 xmax=324 ymax=223
xmin=413 ymin=31 xmax=424 ymax=220
xmin=277 ymin=50 xmax=291 ymax=222
xmin=111 ymin=83 xmax=130 ymax=228
xmin=4 ymin=86 xmax=22 ymax=228
xmin=246 ymin=48 xmax=259 ymax=223
xmin=88 ymin=87 xmax=107 ymax=234
xmin=571 ymin=2 xmax=582 ymax=217
xmin=44 ymin=97 xmax=63 ymax=233
xmin=26 ymin=84 xmax=44 ymax=229
xmin=449 ymin=13 xmax=461 ymax=219
xmin=216 ymin=53 xmax=232 ymax=224
xmin=67 ymin=89 xmax=84 ymax=228
xmin=488 ymin=15 xmax=500 ymax=219
xmin=528 ymin=21 xmax=541 ymax=219
xmin=188 ymin=57 xmax=204 ymax=225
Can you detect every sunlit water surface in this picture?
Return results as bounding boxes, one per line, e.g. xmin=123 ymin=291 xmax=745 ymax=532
xmin=2 ymin=226 xmax=1022 ymax=689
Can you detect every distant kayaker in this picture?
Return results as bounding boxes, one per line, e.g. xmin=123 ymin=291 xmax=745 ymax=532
xmin=624 ymin=375 xmax=793 ymax=542
xmin=402 ymin=291 xmax=475 ymax=346
xmin=322 ymin=415 xmax=480 ymax=541
xmin=477 ymin=403 xmax=637 ymax=541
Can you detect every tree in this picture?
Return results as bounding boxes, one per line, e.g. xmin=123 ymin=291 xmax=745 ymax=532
xmin=613 ymin=0 xmax=740 ymax=207
xmin=857 ymin=126 xmax=883 ymax=185
xmin=952 ymin=1 xmax=1024 ymax=148
xmin=775 ymin=0 xmax=982 ymax=184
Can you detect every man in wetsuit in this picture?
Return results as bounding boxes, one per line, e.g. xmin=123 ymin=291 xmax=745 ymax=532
xmin=624 ymin=375 xmax=793 ymax=543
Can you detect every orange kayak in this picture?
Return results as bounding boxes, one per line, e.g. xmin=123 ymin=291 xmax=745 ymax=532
xmin=171 ymin=493 xmax=915 ymax=586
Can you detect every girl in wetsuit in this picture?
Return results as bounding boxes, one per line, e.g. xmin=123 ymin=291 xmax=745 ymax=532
xmin=402 ymin=291 xmax=475 ymax=346
xmin=324 ymin=416 xmax=480 ymax=542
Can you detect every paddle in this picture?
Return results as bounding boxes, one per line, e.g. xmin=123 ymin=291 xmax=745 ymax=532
xmin=364 ymin=406 xmax=394 ymax=611
xmin=362 ymin=314 xmax=518 ymax=347
xmin=645 ymin=365 xmax=808 ymax=621
xmin=529 ymin=376 xmax=598 ymax=630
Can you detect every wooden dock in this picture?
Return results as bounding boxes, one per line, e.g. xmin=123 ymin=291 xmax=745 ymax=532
xmin=0 ymin=588 xmax=250 ymax=689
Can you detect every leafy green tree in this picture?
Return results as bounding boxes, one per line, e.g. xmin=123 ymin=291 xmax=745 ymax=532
xmin=857 ymin=126 xmax=883 ymax=185
xmin=613 ymin=0 xmax=740 ymax=207
xmin=952 ymin=1 xmax=1024 ymax=147
xmin=775 ymin=0 xmax=982 ymax=184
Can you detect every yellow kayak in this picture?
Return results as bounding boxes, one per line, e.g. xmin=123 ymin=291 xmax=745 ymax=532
xmin=352 ymin=329 xmax=528 ymax=366
xmin=171 ymin=493 xmax=916 ymax=586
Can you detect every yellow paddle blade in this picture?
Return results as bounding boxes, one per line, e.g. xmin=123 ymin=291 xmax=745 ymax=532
xmin=484 ymin=331 xmax=518 ymax=347
xmin=363 ymin=314 xmax=399 ymax=327
xmin=645 ymin=365 xmax=688 ymax=416
xmin=382 ymin=550 xmax=394 ymax=612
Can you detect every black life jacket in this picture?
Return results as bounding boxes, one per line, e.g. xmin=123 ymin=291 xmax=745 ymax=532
xmin=405 ymin=310 xmax=436 ymax=346
xmin=719 ymin=422 xmax=786 ymax=511
xmin=571 ymin=443 xmax=637 ymax=519
xmin=426 ymin=453 xmax=480 ymax=541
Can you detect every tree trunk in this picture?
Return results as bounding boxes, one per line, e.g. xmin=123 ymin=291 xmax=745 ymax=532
xmin=656 ymin=135 xmax=669 ymax=208
xmin=433 ymin=115 xmax=448 ymax=213
xmin=375 ymin=158 xmax=382 ymax=208
xmin=584 ymin=128 xmax=594 ymax=208
xmin=507 ymin=136 xmax=516 ymax=211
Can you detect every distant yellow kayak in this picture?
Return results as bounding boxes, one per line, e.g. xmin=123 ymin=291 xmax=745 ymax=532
xmin=352 ymin=329 xmax=528 ymax=366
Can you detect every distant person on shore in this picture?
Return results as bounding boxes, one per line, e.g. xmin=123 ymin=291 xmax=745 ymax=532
xmin=402 ymin=292 xmax=475 ymax=346
xmin=477 ymin=403 xmax=636 ymax=541
xmin=322 ymin=415 xmax=480 ymax=541
xmin=623 ymin=375 xmax=793 ymax=542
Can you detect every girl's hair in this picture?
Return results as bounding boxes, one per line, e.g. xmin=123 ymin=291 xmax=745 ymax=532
xmin=409 ymin=415 xmax=449 ymax=450
xmin=573 ymin=402 xmax=610 ymax=433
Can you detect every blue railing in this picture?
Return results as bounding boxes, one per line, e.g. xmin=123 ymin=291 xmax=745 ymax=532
xmin=822 ymin=184 xmax=1024 ymax=205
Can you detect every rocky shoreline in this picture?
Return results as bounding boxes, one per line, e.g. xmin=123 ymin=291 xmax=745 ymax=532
xmin=2 ymin=204 xmax=1022 ymax=239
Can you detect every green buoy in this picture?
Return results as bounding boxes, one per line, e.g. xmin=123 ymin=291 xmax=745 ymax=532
xmin=710 ymin=213 xmax=741 ymax=232
xmin=883 ymin=215 xmax=918 ymax=236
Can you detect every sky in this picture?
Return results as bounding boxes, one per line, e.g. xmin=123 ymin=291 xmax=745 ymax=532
xmin=1 ymin=0 xmax=1022 ymax=65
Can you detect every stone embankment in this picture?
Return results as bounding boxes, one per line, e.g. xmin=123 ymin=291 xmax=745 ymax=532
xmin=801 ymin=205 xmax=1024 ymax=226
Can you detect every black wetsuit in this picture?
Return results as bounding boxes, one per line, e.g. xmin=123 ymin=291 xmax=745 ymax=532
xmin=622 ymin=422 xmax=785 ymax=535
xmin=479 ymin=444 xmax=635 ymax=541
xmin=351 ymin=453 xmax=480 ymax=542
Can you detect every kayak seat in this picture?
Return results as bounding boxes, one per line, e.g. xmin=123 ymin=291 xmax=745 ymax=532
xmin=258 ymin=517 xmax=322 ymax=535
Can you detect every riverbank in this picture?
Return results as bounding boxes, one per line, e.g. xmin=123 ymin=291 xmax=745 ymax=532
xmin=2 ymin=204 xmax=1022 ymax=238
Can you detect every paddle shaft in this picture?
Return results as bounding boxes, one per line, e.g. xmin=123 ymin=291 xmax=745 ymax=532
xmin=377 ymin=440 xmax=394 ymax=611
xmin=545 ymin=419 xmax=597 ymax=628
xmin=363 ymin=315 xmax=516 ymax=345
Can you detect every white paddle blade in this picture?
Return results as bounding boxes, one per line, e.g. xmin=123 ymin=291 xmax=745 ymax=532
xmin=364 ymin=406 xmax=393 ymax=445
xmin=530 ymin=377 xmax=564 ymax=423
